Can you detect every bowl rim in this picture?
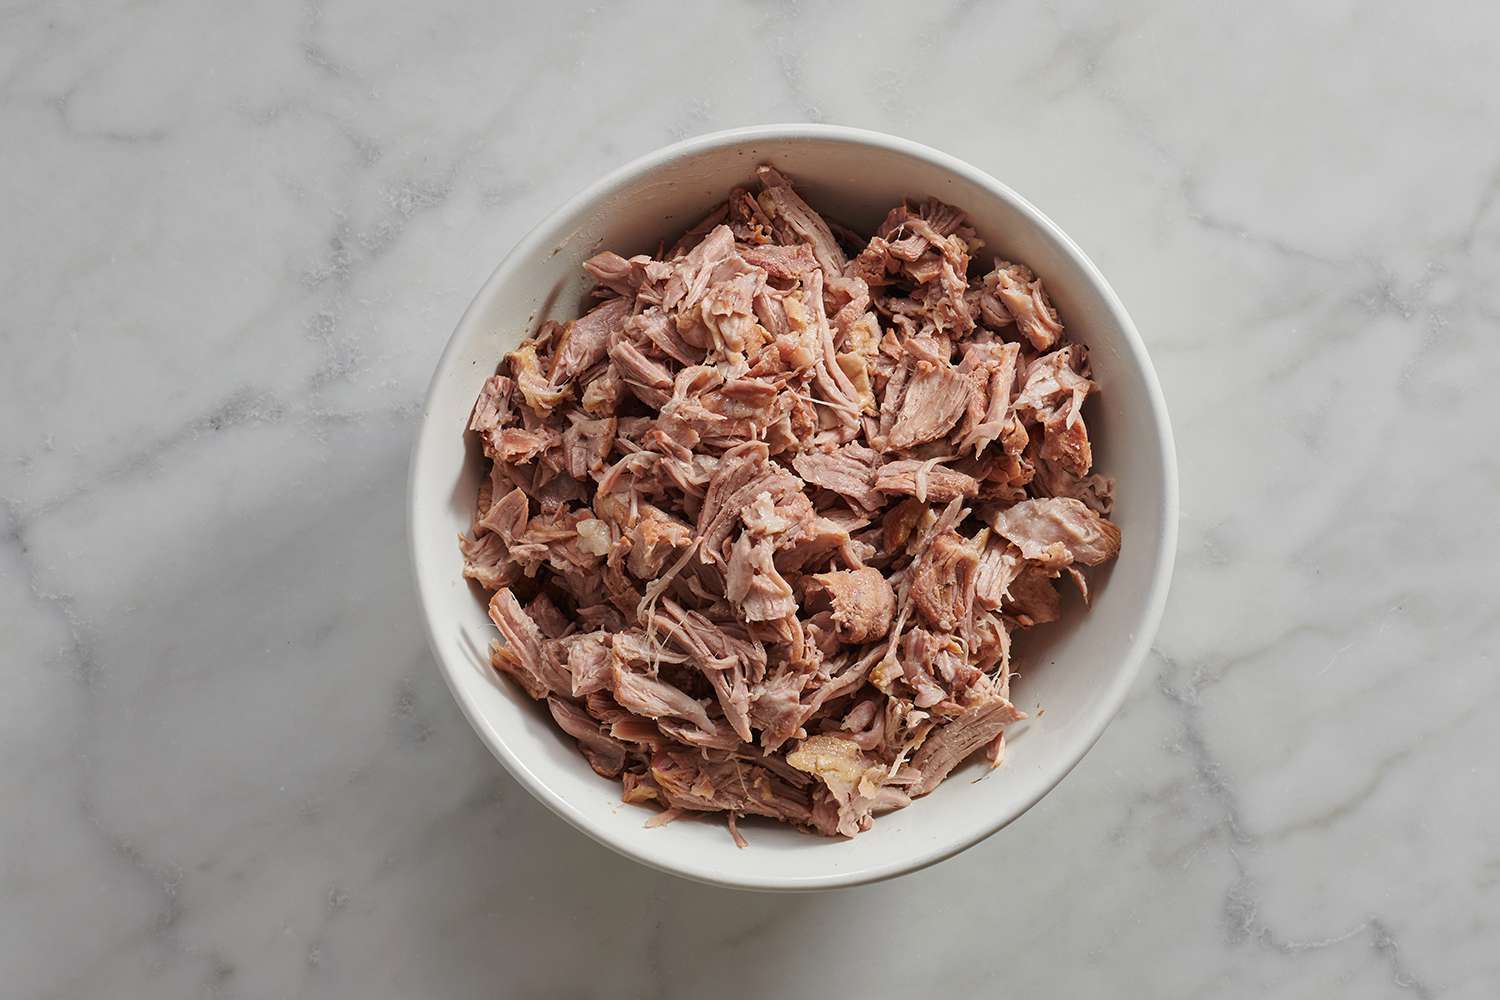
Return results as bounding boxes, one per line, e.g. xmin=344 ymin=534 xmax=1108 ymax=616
xmin=408 ymin=123 xmax=1179 ymax=891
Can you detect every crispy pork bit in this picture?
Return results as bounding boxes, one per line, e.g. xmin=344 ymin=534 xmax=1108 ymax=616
xmin=457 ymin=166 xmax=1121 ymax=840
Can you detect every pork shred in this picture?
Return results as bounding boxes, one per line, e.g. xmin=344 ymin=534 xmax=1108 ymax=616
xmin=458 ymin=167 xmax=1121 ymax=842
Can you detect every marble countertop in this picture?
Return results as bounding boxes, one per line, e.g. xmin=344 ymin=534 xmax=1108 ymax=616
xmin=5 ymin=2 xmax=1497 ymax=997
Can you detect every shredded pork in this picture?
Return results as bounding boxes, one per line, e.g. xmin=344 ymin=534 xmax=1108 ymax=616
xmin=459 ymin=167 xmax=1121 ymax=842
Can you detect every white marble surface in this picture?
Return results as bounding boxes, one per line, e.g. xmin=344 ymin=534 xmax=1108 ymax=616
xmin=4 ymin=1 xmax=1497 ymax=996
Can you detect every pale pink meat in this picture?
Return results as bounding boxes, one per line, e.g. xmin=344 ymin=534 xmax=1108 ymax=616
xmin=468 ymin=374 xmax=515 ymax=453
xmin=547 ymin=696 xmax=629 ymax=777
xmin=875 ymin=460 xmax=979 ymax=503
xmin=552 ymin=297 xmax=629 ymax=386
xmin=562 ymin=631 xmax=613 ymax=698
xmin=987 ymin=497 xmax=1121 ymax=567
xmin=610 ymin=664 xmax=715 ymax=734
xmin=887 ymin=361 xmax=970 ymax=450
xmin=487 ymin=589 xmax=569 ymax=699
xmin=725 ymin=533 xmax=797 ymax=622
xmin=910 ymin=695 xmax=1027 ymax=796
xmin=791 ymin=443 xmax=884 ymax=513
xmin=458 ymin=166 xmax=1121 ymax=841
xmin=811 ymin=566 xmax=896 ymax=643
xmin=984 ymin=260 xmax=1063 ymax=351
xmin=909 ymin=530 xmax=981 ymax=633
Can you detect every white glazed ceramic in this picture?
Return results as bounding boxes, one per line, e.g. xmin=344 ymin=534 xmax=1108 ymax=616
xmin=409 ymin=124 xmax=1178 ymax=891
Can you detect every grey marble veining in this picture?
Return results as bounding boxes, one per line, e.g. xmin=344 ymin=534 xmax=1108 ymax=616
xmin=3 ymin=1 xmax=1497 ymax=997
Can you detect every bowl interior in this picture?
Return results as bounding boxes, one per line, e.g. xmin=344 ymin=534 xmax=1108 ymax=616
xmin=410 ymin=129 xmax=1175 ymax=889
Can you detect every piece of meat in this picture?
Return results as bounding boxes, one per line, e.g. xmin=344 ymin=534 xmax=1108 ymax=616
xmin=559 ymin=631 xmax=613 ymax=697
xmin=649 ymin=750 xmax=813 ymax=826
xmin=699 ymin=257 xmax=768 ymax=357
xmin=797 ymin=270 xmax=864 ymax=435
xmin=561 ymin=415 xmax=616 ymax=480
xmin=1032 ymin=454 xmax=1115 ymax=515
xmin=740 ymin=242 xmax=819 ymax=281
xmin=648 ymin=600 xmax=760 ymax=741
xmin=756 ymin=165 xmax=848 ymax=278
xmin=909 ymin=695 xmax=1026 ymax=796
xmin=888 ymin=360 xmax=970 ymax=450
xmin=810 ymin=567 xmax=895 ymax=642
xmin=488 ymin=588 xmax=569 ymax=699
xmin=459 ymin=531 xmax=521 ymax=591
xmin=492 ymin=427 xmax=559 ymax=466
xmin=772 ymin=514 xmax=858 ymax=575
xmin=987 ymin=497 xmax=1121 ymax=567
xmin=707 ymin=377 xmax=779 ymax=419
xmin=608 ymin=340 xmax=673 ymax=408
xmin=971 ymin=610 xmax=1012 ymax=674
xmin=1063 ymin=565 xmax=1091 ymax=606
xmin=984 ymin=260 xmax=1063 ymax=351
xmin=874 ymin=360 xmax=909 ymax=446
xmin=552 ymin=297 xmax=629 ymax=386
xmin=697 ymin=442 xmax=803 ymax=561
xmin=729 ymin=185 xmax=777 ymax=241
xmin=581 ymin=364 xmax=625 ymax=417
xmin=879 ymin=497 xmax=926 ymax=555
xmin=740 ymin=488 xmax=817 ymax=545
xmin=658 ymin=715 xmax=744 ymax=751
xmin=1041 ymin=400 xmax=1093 ymax=477
xmin=696 ymin=441 xmax=768 ymax=541
xmin=1004 ymin=565 xmax=1061 ymax=626
xmin=750 ymin=667 xmax=813 ymax=751
xmin=785 ymin=735 xmax=898 ymax=837
xmin=478 ymin=484 xmax=530 ymax=541
xmin=887 ymin=254 xmax=973 ymax=337
xmin=725 ymin=533 xmax=798 ymax=622
xmin=876 ymin=198 xmax=973 ymax=242
xmin=508 ymin=342 xmax=568 ymax=415
xmin=526 ymin=591 xmax=571 ymax=639
xmin=851 ymin=200 xmax=975 ymax=310
xmin=624 ymin=505 xmax=693 ymax=580
xmin=953 ymin=340 xmax=1020 ymax=456
xmin=973 ymin=535 xmax=1023 ymax=611
xmin=1014 ymin=345 xmax=1093 ymax=422
xmin=468 ymin=374 xmax=515 ymax=454
xmin=628 ymin=307 xmax=704 ymax=368
xmin=610 ymin=664 xmax=715 ymax=733
xmin=1013 ymin=345 xmax=1097 ymax=479
xmin=517 ymin=506 xmax=606 ymax=575
xmin=661 ymin=224 xmax=736 ymax=311
xmin=898 ymin=627 xmax=948 ymax=708
xmin=875 ymin=459 xmax=979 ymax=503
xmin=583 ymin=250 xmax=649 ymax=296
xmin=547 ymin=696 xmax=629 ymax=777
xmin=576 ymin=603 xmax=626 ymax=632
xmin=909 ymin=530 xmax=981 ymax=632
xmin=836 ymin=695 xmax=886 ymax=751
xmin=791 ymin=443 xmax=884 ymax=513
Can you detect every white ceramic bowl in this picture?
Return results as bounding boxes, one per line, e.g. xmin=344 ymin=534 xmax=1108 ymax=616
xmin=409 ymin=124 xmax=1177 ymax=890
